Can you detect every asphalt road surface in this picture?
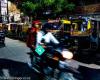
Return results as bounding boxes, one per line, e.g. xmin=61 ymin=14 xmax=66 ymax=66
xmin=0 ymin=37 xmax=100 ymax=80
xmin=0 ymin=38 xmax=43 ymax=80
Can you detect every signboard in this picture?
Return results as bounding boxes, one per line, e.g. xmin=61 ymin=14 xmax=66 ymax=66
xmin=1 ymin=8 xmax=7 ymax=15
xmin=1 ymin=0 xmax=7 ymax=3
xmin=35 ymin=45 xmax=45 ymax=56
xmin=1 ymin=2 xmax=7 ymax=7
xmin=76 ymin=4 xmax=100 ymax=14
xmin=14 ymin=13 xmax=20 ymax=21
xmin=0 ymin=0 xmax=7 ymax=15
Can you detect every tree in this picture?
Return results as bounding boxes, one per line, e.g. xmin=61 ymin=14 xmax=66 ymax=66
xmin=40 ymin=0 xmax=55 ymax=6
xmin=8 ymin=0 xmax=76 ymax=19
xmin=67 ymin=3 xmax=75 ymax=11
xmin=21 ymin=1 xmax=38 ymax=15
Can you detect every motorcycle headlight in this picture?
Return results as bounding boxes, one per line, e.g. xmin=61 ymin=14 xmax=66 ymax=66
xmin=61 ymin=49 xmax=73 ymax=59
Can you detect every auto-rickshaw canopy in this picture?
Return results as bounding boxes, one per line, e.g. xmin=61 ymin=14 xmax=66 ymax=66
xmin=61 ymin=20 xmax=71 ymax=24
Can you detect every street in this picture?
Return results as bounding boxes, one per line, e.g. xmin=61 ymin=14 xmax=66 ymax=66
xmin=0 ymin=0 xmax=100 ymax=79
xmin=0 ymin=38 xmax=30 ymax=62
xmin=0 ymin=37 xmax=43 ymax=80
xmin=0 ymin=37 xmax=100 ymax=80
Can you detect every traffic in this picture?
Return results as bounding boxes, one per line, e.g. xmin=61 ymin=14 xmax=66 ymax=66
xmin=0 ymin=17 xmax=100 ymax=80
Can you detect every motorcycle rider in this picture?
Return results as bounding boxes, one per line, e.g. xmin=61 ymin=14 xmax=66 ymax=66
xmin=26 ymin=20 xmax=43 ymax=67
xmin=27 ymin=20 xmax=60 ymax=66
xmin=26 ymin=20 xmax=79 ymax=79
xmin=26 ymin=22 xmax=37 ymax=51
xmin=42 ymin=21 xmax=60 ymax=46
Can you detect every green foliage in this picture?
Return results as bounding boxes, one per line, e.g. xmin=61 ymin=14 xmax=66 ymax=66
xmin=53 ymin=0 xmax=67 ymax=13
xmin=8 ymin=0 xmax=76 ymax=18
xmin=21 ymin=1 xmax=39 ymax=16
xmin=40 ymin=0 xmax=55 ymax=6
xmin=67 ymin=3 xmax=76 ymax=11
xmin=22 ymin=1 xmax=37 ymax=11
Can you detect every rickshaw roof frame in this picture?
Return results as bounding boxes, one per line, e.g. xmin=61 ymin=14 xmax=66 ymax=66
xmin=61 ymin=20 xmax=77 ymax=25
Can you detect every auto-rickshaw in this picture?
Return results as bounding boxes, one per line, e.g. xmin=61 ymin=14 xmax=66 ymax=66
xmin=72 ymin=18 xmax=100 ymax=49
xmin=6 ymin=23 xmax=18 ymax=38
xmin=70 ymin=17 xmax=100 ymax=64
xmin=57 ymin=18 xmax=99 ymax=50
xmin=6 ymin=22 xmax=29 ymax=40
xmin=89 ymin=18 xmax=100 ymax=49
xmin=62 ymin=18 xmax=94 ymax=35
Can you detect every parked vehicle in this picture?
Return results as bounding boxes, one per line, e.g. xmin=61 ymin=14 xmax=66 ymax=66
xmin=0 ymin=28 xmax=5 ymax=44
xmin=6 ymin=23 xmax=29 ymax=41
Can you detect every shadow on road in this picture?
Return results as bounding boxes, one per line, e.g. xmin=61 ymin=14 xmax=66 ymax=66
xmin=0 ymin=58 xmax=43 ymax=80
xmin=0 ymin=44 xmax=5 ymax=48
xmin=74 ymin=49 xmax=100 ymax=64
xmin=0 ymin=59 xmax=100 ymax=80
xmin=78 ymin=66 xmax=100 ymax=80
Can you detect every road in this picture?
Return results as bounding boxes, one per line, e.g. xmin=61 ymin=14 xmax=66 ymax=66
xmin=0 ymin=37 xmax=100 ymax=80
xmin=0 ymin=38 xmax=30 ymax=63
xmin=0 ymin=38 xmax=43 ymax=80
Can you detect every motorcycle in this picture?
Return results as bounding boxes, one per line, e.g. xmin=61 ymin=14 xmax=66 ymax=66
xmin=27 ymin=43 xmax=83 ymax=80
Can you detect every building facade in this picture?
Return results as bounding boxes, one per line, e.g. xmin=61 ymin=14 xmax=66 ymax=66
xmin=8 ymin=1 xmax=21 ymax=22
xmin=0 ymin=0 xmax=22 ymax=23
xmin=74 ymin=0 xmax=100 ymax=20
xmin=0 ymin=0 xmax=8 ymax=23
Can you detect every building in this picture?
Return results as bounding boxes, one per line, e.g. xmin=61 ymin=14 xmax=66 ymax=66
xmin=74 ymin=0 xmax=100 ymax=20
xmin=8 ymin=1 xmax=21 ymax=23
xmin=0 ymin=0 xmax=22 ymax=23
xmin=0 ymin=0 xmax=8 ymax=23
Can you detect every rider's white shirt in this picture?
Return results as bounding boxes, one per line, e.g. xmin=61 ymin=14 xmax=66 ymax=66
xmin=36 ymin=31 xmax=59 ymax=47
xmin=36 ymin=31 xmax=44 ymax=47
xmin=43 ymin=32 xmax=59 ymax=44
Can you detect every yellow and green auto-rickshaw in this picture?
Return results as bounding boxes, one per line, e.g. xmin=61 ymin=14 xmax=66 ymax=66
xmin=60 ymin=18 xmax=94 ymax=49
xmin=71 ymin=18 xmax=92 ymax=37
xmin=60 ymin=18 xmax=92 ymax=36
